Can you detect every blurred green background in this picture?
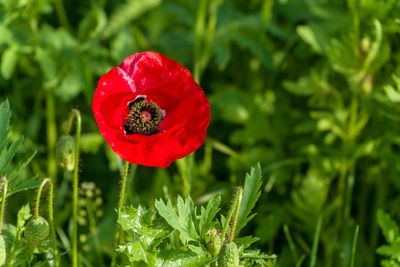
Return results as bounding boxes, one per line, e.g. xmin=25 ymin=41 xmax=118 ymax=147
xmin=1 ymin=0 xmax=400 ymax=266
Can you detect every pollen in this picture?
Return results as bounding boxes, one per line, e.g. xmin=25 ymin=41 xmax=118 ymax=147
xmin=124 ymin=97 xmax=164 ymax=135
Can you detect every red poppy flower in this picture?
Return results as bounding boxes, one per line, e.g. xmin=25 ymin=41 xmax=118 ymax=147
xmin=92 ymin=51 xmax=210 ymax=168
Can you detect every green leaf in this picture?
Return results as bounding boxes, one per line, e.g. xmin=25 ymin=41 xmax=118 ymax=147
xmin=118 ymin=205 xmax=169 ymax=247
xmin=237 ymin=163 xmax=263 ymax=232
xmin=156 ymin=249 xmax=210 ymax=267
xmin=117 ymin=241 xmax=149 ymax=263
xmin=199 ymin=195 xmax=221 ymax=239
xmin=384 ymin=85 xmax=400 ymax=103
xmin=7 ymin=152 xmax=40 ymax=196
xmin=34 ymin=47 xmax=56 ymax=80
xmin=0 ymin=137 xmax=23 ymax=176
xmin=1 ymin=45 xmax=18 ymax=80
xmin=377 ymin=209 xmax=399 ymax=244
xmin=155 ymin=196 xmax=200 ymax=244
xmin=80 ymin=133 xmax=103 ymax=153
xmin=17 ymin=204 xmax=31 ymax=230
xmin=103 ymin=0 xmax=162 ymax=38
xmin=297 ymin=24 xmax=330 ymax=53
xmin=235 ymin=236 xmax=260 ymax=249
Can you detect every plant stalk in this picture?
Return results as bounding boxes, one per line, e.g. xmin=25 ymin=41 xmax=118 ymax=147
xmin=0 ymin=177 xmax=8 ymax=234
xmin=66 ymin=109 xmax=81 ymax=267
xmin=111 ymin=161 xmax=130 ymax=266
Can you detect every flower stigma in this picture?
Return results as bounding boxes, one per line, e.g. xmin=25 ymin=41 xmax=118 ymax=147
xmin=124 ymin=97 xmax=164 ymax=135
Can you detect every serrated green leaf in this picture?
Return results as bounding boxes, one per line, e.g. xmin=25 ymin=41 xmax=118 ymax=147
xmin=155 ymin=196 xmax=199 ymax=244
xmin=0 ymin=137 xmax=23 ymax=176
xmin=117 ymin=241 xmax=148 ymax=263
xmin=377 ymin=210 xmax=400 ymax=244
xmin=7 ymin=152 xmax=40 ymax=196
xmin=235 ymin=236 xmax=260 ymax=249
xmin=17 ymin=204 xmax=31 ymax=230
xmin=237 ymin=163 xmax=263 ymax=232
xmin=377 ymin=240 xmax=400 ymax=259
xmin=156 ymin=249 xmax=210 ymax=267
xmin=199 ymin=195 xmax=221 ymax=239
xmin=118 ymin=205 xmax=169 ymax=248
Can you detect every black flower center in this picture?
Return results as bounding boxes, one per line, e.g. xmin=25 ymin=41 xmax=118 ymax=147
xmin=123 ymin=97 xmax=163 ymax=135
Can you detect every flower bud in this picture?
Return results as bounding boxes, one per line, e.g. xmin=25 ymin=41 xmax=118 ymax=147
xmin=206 ymin=228 xmax=221 ymax=256
xmin=218 ymin=242 xmax=240 ymax=267
xmin=24 ymin=217 xmax=50 ymax=244
xmin=56 ymin=135 xmax=75 ymax=171
xmin=0 ymin=234 xmax=6 ymax=266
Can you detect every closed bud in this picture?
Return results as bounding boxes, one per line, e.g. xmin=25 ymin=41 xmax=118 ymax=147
xmin=56 ymin=135 xmax=75 ymax=171
xmin=206 ymin=228 xmax=221 ymax=256
xmin=24 ymin=217 xmax=50 ymax=244
xmin=0 ymin=234 xmax=6 ymax=266
xmin=218 ymin=242 xmax=240 ymax=267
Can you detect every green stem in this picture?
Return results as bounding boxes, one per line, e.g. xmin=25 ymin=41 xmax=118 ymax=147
xmin=229 ymin=187 xmax=242 ymax=242
xmin=111 ymin=161 xmax=130 ymax=267
xmin=35 ymin=179 xmax=46 ymax=219
xmin=221 ymin=187 xmax=242 ymax=244
xmin=66 ymin=109 xmax=81 ymax=267
xmin=193 ymin=0 xmax=208 ymax=83
xmin=310 ymin=217 xmax=323 ymax=267
xmin=36 ymin=178 xmax=59 ymax=267
xmin=46 ymin=91 xmax=57 ymax=178
xmin=117 ymin=161 xmax=130 ymax=213
xmin=0 ymin=177 xmax=8 ymax=234
xmin=53 ymin=0 xmax=71 ymax=30
xmin=350 ymin=225 xmax=359 ymax=267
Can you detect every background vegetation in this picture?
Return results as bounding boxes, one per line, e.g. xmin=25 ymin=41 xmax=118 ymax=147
xmin=1 ymin=0 xmax=400 ymax=266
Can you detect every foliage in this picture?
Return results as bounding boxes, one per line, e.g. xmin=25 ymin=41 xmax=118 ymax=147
xmin=377 ymin=210 xmax=400 ymax=267
xmin=118 ymin=164 xmax=276 ymax=266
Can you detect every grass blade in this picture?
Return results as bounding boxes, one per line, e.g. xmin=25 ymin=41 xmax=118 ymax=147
xmin=310 ymin=217 xmax=322 ymax=267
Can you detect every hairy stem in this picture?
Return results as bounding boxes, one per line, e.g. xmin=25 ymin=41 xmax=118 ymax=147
xmin=36 ymin=178 xmax=59 ymax=267
xmin=66 ymin=109 xmax=81 ymax=267
xmin=229 ymin=187 xmax=243 ymax=242
xmin=221 ymin=187 xmax=243 ymax=244
xmin=111 ymin=161 xmax=130 ymax=266
xmin=0 ymin=177 xmax=8 ymax=234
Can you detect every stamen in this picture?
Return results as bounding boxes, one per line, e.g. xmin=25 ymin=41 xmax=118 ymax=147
xmin=124 ymin=98 xmax=164 ymax=135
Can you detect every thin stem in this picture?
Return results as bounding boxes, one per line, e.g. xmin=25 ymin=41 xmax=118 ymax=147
xmin=229 ymin=187 xmax=242 ymax=242
xmin=0 ymin=177 xmax=8 ymax=233
xmin=35 ymin=178 xmax=49 ymax=219
xmin=46 ymin=91 xmax=57 ymax=178
xmin=193 ymin=0 xmax=208 ymax=83
xmin=66 ymin=109 xmax=81 ymax=267
xmin=53 ymin=0 xmax=71 ymax=30
xmin=350 ymin=225 xmax=359 ymax=267
xmin=111 ymin=161 xmax=130 ymax=267
xmin=310 ymin=217 xmax=323 ymax=267
xmin=117 ymin=161 xmax=130 ymax=213
xmin=48 ymin=179 xmax=59 ymax=267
